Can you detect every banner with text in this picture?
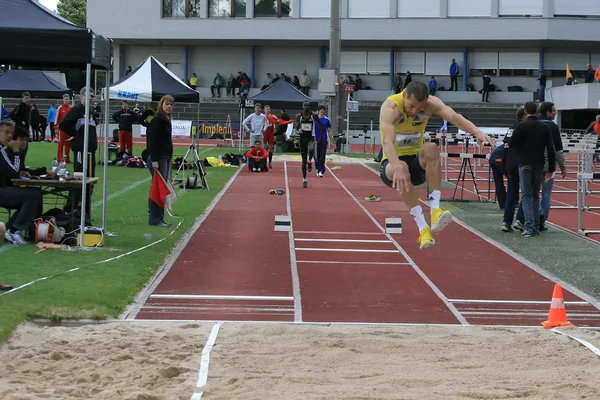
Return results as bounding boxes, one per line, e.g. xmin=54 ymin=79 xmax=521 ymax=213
xmin=140 ymin=120 xmax=192 ymax=138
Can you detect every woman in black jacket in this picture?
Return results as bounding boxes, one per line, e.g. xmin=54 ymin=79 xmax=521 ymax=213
xmin=147 ymin=95 xmax=174 ymax=227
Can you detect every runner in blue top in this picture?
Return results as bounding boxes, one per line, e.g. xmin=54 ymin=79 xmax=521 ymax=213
xmin=314 ymin=106 xmax=332 ymax=177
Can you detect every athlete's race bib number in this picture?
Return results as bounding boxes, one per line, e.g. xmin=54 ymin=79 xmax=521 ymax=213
xmin=301 ymin=123 xmax=312 ymax=131
xmin=395 ymin=132 xmax=420 ymax=147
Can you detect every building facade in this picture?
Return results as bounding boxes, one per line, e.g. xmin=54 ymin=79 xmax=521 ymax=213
xmin=88 ymin=0 xmax=600 ymax=102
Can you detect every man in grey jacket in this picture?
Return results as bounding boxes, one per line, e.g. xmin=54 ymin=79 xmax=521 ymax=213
xmin=538 ymin=102 xmax=567 ymax=231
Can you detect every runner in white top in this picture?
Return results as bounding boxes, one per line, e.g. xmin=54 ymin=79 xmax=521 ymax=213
xmin=243 ymin=103 xmax=268 ymax=148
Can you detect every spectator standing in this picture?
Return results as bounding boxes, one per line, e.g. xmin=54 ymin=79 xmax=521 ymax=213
xmin=314 ymin=106 xmax=332 ymax=177
xmin=501 ymin=107 xmax=526 ymax=232
xmin=292 ymin=75 xmax=301 ymax=90
xmin=125 ymin=66 xmax=133 ymax=76
xmin=403 ymin=72 xmax=412 ymax=89
xmin=210 ymin=73 xmax=225 ymax=97
xmin=393 ymin=73 xmax=403 ymax=94
xmin=538 ymin=102 xmax=567 ymax=231
xmin=482 ymin=73 xmax=491 ymax=103
xmin=147 ymin=95 xmax=175 ymax=227
xmin=113 ymin=100 xmax=137 ymax=154
xmin=299 ymin=70 xmax=311 ymax=95
xmin=449 ymin=58 xmax=459 ymax=91
xmin=58 ymin=88 xmax=98 ymax=177
xmin=243 ymin=103 xmax=267 ymax=147
xmin=508 ymin=101 xmax=555 ymax=238
xmin=537 ymin=71 xmax=547 ymax=102
xmin=9 ymin=92 xmax=31 ymax=133
xmin=585 ymin=63 xmax=595 ymax=83
xmin=30 ymin=104 xmax=42 ymax=142
xmin=47 ymin=104 xmax=57 ymax=142
xmin=92 ymin=101 xmax=102 ymax=125
xmin=55 ymin=93 xmax=72 ymax=163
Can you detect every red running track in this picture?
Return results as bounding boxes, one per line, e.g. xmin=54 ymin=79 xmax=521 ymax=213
xmin=134 ymin=161 xmax=600 ymax=327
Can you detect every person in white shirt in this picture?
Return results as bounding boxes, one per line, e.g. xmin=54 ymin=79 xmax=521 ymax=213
xmin=243 ymin=103 xmax=267 ymax=147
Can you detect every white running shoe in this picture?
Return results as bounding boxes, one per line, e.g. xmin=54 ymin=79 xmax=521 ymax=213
xmin=252 ymin=168 xmax=257 ymax=172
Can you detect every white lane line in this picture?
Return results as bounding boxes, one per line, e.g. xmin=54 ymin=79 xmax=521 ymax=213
xmin=294 ymin=238 xmax=391 ymax=243
xmin=294 ymin=230 xmax=385 ymax=236
xmin=190 ymin=322 xmax=222 ymax=400
xmin=334 ymin=164 xmax=469 ymax=325
xmin=284 ymin=161 xmax=303 ymax=323
xmin=462 ymin=311 xmax=600 ymax=317
xmin=297 ymin=260 xmax=411 ymax=265
xmin=295 ymin=247 xmax=398 ymax=253
xmin=150 ymin=294 xmax=294 ymax=301
xmin=449 ymin=299 xmax=591 ymax=305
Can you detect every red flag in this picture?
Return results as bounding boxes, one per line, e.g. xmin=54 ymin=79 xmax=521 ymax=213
xmin=150 ymin=171 xmax=177 ymax=210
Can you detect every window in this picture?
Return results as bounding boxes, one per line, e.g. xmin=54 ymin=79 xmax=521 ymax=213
xmin=163 ymin=0 xmax=201 ymax=17
xmin=498 ymin=69 xmax=537 ymax=77
xmin=254 ymin=0 xmax=292 ymax=18
xmin=209 ymin=0 xmax=246 ymax=17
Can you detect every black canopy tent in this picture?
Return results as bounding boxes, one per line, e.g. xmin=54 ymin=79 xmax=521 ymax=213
xmin=245 ymin=79 xmax=318 ymax=110
xmin=0 ymin=0 xmax=112 ymax=247
xmin=0 ymin=70 xmax=70 ymax=98
xmin=0 ymin=0 xmax=111 ymax=69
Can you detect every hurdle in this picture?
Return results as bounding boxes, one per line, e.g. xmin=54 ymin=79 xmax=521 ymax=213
xmin=576 ymin=145 xmax=600 ymax=236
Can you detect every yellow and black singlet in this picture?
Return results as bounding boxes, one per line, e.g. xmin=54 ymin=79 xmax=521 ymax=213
xmin=380 ymin=91 xmax=430 ymax=161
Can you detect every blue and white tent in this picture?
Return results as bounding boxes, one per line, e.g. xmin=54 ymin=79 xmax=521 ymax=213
xmin=109 ymin=56 xmax=199 ymax=103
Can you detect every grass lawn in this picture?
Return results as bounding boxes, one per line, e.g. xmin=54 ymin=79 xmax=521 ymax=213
xmin=0 ymin=142 xmax=238 ymax=342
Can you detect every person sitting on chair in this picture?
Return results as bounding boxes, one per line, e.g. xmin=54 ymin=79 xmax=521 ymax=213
xmin=246 ymin=140 xmax=269 ymax=172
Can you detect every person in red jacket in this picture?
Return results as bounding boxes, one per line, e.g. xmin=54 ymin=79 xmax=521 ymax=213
xmin=245 ymin=140 xmax=269 ymax=172
xmin=54 ymin=93 xmax=72 ymax=163
xmin=263 ymin=104 xmax=293 ymax=169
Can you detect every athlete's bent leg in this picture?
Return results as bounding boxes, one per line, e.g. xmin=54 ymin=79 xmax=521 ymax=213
xmin=419 ymin=142 xmax=452 ymax=233
xmin=385 ymin=160 xmax=434 ymax=249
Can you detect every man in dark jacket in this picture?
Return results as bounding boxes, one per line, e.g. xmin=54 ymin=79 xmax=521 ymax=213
xmin=585 ymin=63 xmax=595 ymax=84
xmin=491 ymin=107 xmax=525 ymax=232
xmin=113 ymin=100 xmax=137 ymax=154
xmin=538 ymin=102 xmax=567 ymax=231
xmin=9 ymin=92 xmax=31 ymax=132
xmin=58 ymin=88 xmax=98 ymax=177
xmin=508 ymin=102 xmax=555 ymax=237
xmin=482 ymin=73 xmax=491 ymax=103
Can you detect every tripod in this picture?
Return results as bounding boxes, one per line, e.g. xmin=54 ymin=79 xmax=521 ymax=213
xmin=452 ymin=136 xmax=482 ymax=201
xmin=172 ymin=138 xmax=209 ymax=190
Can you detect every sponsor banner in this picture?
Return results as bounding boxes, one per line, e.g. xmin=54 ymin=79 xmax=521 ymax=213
xmin=140 ymin=120 xmax=192 ymax=137
xmin=197 ymin=121 xmax=234 ymax=139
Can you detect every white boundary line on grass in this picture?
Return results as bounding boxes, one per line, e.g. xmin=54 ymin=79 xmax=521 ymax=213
xmin=121 ymin=166 xmax=244 ymax=320
xmin=359 ymin=163 xmax=600 ymax=312
xmin=328 ymin=164 xmax=469 ymax=325
xmin=284 ymin=161 xmax=303 ymax=323
xmin=190 ymin=322 xmax=223 ymax=400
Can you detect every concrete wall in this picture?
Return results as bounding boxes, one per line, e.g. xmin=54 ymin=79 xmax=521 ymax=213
xmin=254 ymin=47 xmax=321 ymax=89
xmin=123 ymin=45 xmax=187 ymax=80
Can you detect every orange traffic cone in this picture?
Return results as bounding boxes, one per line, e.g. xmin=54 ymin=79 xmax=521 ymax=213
xmin=541 ymin=284 xmax=573 ymax=329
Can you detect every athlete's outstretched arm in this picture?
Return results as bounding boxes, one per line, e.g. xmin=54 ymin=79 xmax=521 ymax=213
xmin=380 ymin=100 xmax=410 ymax=192
xmin=427 ymin=97 xmax=496 ymax=146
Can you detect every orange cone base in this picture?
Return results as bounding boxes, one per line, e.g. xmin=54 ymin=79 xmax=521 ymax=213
xmin=541 ymin=320 xmax=573 ymax=329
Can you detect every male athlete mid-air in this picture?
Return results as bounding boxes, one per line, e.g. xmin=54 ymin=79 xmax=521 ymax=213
xmin=379 ymin=81 xmax=496 ymax=249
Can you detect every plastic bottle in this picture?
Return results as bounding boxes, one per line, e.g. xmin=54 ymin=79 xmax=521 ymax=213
xmin=51 ymin=158 xmax=58 ymax=174
xmin=59 ymin=159 xmax=67 ymax=179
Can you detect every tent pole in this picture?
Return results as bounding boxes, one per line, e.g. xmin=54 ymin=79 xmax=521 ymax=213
xmin=102 ymin=68 xmax=111 ymax=231
xmin=79 ymin=63 xmax=92 ymax=248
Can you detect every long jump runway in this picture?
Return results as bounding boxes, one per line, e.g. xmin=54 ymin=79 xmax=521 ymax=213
xmin=133 ymin=162 xmax=600 ymax=327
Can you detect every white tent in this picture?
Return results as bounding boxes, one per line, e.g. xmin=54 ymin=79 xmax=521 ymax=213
xmin=109 ymin=56 xmax=199 ymax=103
